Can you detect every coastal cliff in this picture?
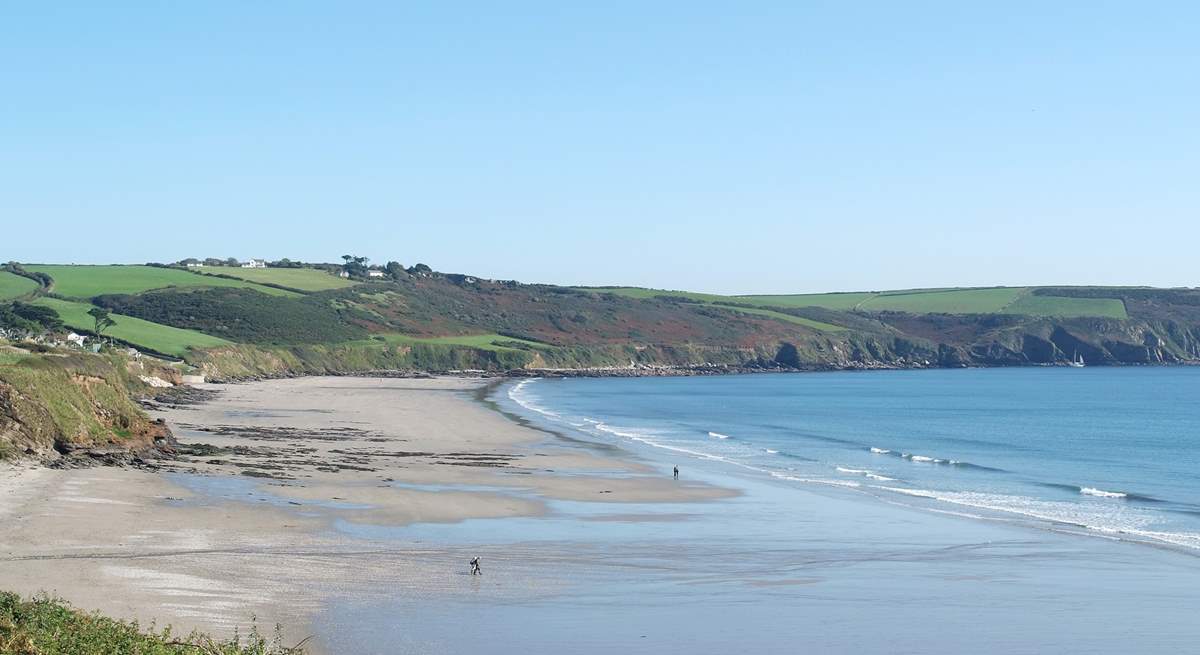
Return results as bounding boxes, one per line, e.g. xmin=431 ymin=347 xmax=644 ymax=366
xmin=0 ymin=349 xmax=174 ymax=461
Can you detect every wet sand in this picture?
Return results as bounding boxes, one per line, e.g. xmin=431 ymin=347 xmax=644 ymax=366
xmin=0 ymin=376 xmax=733 ymax=649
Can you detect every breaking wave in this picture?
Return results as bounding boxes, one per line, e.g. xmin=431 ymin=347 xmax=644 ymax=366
xmin=1081 ymin=487 xmax=1127 ymax=499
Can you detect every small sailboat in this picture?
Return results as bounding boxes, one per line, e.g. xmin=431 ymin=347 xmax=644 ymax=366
xmin=1068 ymin=350 xmax=1085 ymax=368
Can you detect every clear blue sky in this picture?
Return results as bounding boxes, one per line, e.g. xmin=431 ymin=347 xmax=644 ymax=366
xmin=2 ymin=2 xmax=1197 ymax=294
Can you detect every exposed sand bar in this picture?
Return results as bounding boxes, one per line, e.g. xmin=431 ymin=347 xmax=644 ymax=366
xmin=0 ymin=377 xmax=735 ymax=649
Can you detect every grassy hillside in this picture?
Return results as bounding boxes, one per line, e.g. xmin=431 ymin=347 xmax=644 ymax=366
xmin=858 ymin=287 xmax=1028 ymax=313
xmin=7 ymin=257 xmax=1192 ymax=376
xmin=26 ymin=265 xmax=297 ymax=298
xmin=210 ymin=266 xmax=357 ymax=291
xmin=1003 ymin=294 xmax=1128 ymax=319
xmin=710 ymin=304 xmax=845 ymax=331
xmin=732 ymin=292 xmax=876 ymax=310
xmin=0 ymin=271 xmax=38 ymax=300
xmin=93 ymin=288 xmax=368 ymax=345
xmin=34 ymin=297 xmax=232 ymax=357
xmin=588 ymin=286 xmax=1128 ymax=319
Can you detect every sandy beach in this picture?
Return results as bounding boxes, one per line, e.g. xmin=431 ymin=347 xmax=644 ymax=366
xmin=0 ymin=376 xmax=733 ymax=650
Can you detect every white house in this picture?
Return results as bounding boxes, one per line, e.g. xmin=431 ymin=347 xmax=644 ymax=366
xmin=66 ymin=332 xmax=87 ymax=348
xmin=185 ymin=262 xmax=203 ymax=268
xmin=338 ymin=270 xmax=351 ymax=278
xmin=241 ymin=259 xmax=267 ymax=269
xmin=367 ymin=270 xmax=386 ymax=278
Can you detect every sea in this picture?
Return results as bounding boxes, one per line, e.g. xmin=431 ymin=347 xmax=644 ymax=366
xmin=506 ymin=367 xmax=1200 ymax=552
xmin=317 ymin=367 xmax=1200 ymax=654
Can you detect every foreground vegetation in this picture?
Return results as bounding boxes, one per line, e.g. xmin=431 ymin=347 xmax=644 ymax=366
xmin=0 ymin=592 xmax=304 ymax=655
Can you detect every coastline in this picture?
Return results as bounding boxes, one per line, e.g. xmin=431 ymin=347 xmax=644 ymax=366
xmin=197 ymin=356 xmax=1200 ymax=386
xmin=0 ymin=376 xmax=736 ymax=649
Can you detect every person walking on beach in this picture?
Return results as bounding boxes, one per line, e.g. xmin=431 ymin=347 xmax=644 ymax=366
xmin=673 ymin=465 xmax=679 ymax=480
xmin=470 ymin=556 xmax=481 ymax=575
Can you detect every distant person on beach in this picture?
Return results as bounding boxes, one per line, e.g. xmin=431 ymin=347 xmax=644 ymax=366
xmin=673 ymin=465 xmax=679 ymax=480
xmin=470 ymin=557 xmax=481 ymax=575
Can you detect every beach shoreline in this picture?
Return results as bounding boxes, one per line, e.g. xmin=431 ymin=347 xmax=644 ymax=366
xmin=0 ymin=376 xmax=737 ymax=649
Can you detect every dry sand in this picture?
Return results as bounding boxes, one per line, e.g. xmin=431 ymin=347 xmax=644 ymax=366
xmin=0 ymin=376 xmax=734 ymax=649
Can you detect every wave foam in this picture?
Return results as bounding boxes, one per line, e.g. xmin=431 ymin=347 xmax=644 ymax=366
xmin=875 ymin=487 xmax=1200 ymax=550
xmin=836 ymin=467 xmax=898 ymax=482
xmin=708 ymin=431 xmax=732 ymax=440
xmin=506 ymin=379 xmax=562 ymax=419
xmin=770 ymin=472 xmax=861 ymax=488
xmin=1081 ymin=487 xmax=1127 ymax=499
xmin=870 ymin=447 xmax=891 ymax=454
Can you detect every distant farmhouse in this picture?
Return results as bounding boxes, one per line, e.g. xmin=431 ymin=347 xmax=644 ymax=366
xmin=241 ymin=259 xmax=267 ymax=269
xmin=367 ymin=270 xmax=385 ymax=278
xmin=185 ymin=262 xmax=203 ymax=268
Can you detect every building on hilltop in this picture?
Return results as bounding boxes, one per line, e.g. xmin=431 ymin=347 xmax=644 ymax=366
xmin=185 ymin=262 xmax=203 ymax=268
xmin=367 ymin=270 xmax=385 ymax=278
xmin=241 ymin=259 xmax=267 ymax=269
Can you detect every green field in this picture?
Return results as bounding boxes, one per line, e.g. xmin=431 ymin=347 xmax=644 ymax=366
xmin=579 ymin=287 xmax=844 ymax=331
xmin=1003 ymin=294 xmax=1128 ymax=319
xmin=0 ymin=271 xmax=39 ymax=299
xmin=858 ymin=287 xmax=1028 ymax=313
xmin=25 ymin=265 xmax=297 ymax=298
xmin=731 ymin=292 xmax=876 ymax=310
xmin=365 ymin=333 xmax=554 ymax=353
xmin=709 ymin=304 xmax=845 ymax=331
xmin=33 ymin=297 xmax=232 ymax=357
xmin=210 ymin=266 xmax=357 ymax=291
xmin=588 ymin=285 xmax=1127 ymax=319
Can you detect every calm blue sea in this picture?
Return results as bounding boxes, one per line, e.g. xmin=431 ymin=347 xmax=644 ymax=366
xmin=506 ymin=367 xmax=1200 ymax=551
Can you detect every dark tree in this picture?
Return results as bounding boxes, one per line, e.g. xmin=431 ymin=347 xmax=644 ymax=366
xmin=385 ymin=261 xmax=406 ymax=279
xmin=87 ymin=307 xmax=116 ymax=338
